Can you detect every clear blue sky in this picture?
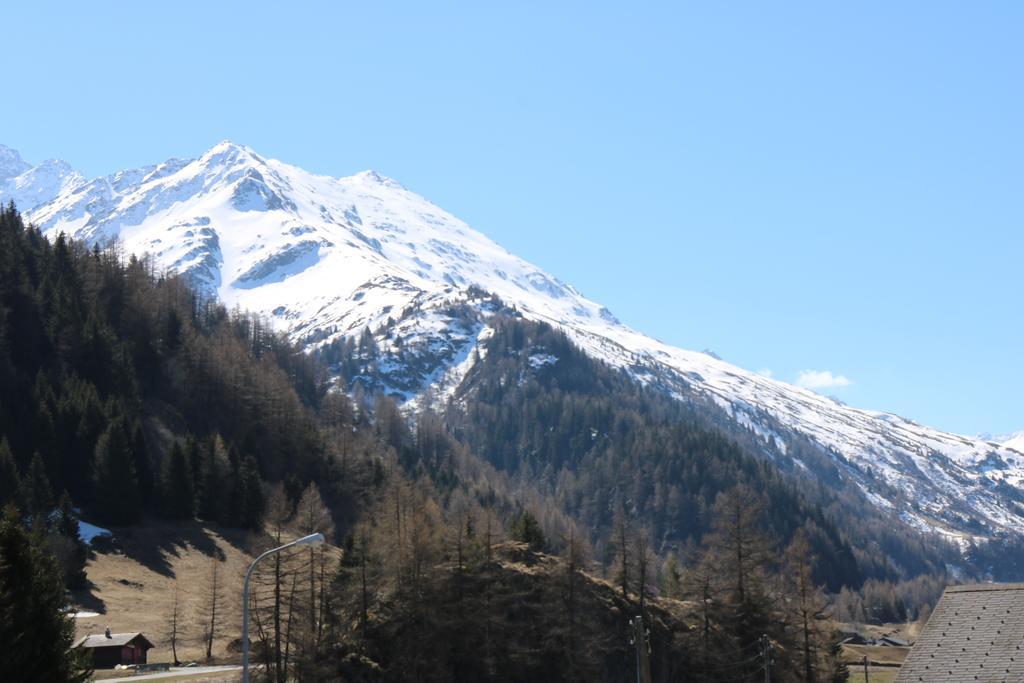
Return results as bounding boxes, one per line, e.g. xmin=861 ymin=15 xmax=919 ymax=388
xmin=4 ymin=2 xmax=1021 ymax=436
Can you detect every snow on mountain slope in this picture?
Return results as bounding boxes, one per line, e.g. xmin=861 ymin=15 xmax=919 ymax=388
xmin=5 ymin=140 xmax=1023 ymax=542
xmin=0 ymin=144 xmax=31 ymax=180
xmin=0 ymin=144 xmax=84 ymax=213
xmin=1004 ymin=433 xmax=1024 ymax=454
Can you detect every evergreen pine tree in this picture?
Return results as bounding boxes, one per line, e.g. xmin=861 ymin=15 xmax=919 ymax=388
xmin=331 ymin=528 xmax=375 ymax=641
xmin=185 ymin=436 xmax=203 ymax=491
xmin=0 ymin=505 xmax=91 ymax=681
xmin=58 ymin=379 xmax=105 ymax=503
xmin=160 ymin=443 xmax=194 ymax=520
xmin=31 ymin=400 xmax=60 ymax=494
xmin=21 ymin=452 xmax=54 ymax=516
xmin=92 ymin=417 xmax=142 ymax=525
xmin=196 ymin=435 xmax=226 ymax=522
xmin=162 ymin=308 xmax=182 ymax=354
xmin=510 ymin=510 xmax=545 ymax=550
xmin=224 ymin=446 xmax=242 ymax=527
xmin=660 ymin=552 xmax=683 ymax=599
xmin=238 ymin=456 xmax=264 ymax=530
xmin=0 ymin=440 xmax=21 ymax=509
xmin=827 ymin=638 xmax=850 ymax=682
xmin=79 ymin=313 xmax=115 ymax=394
xmin=130 ymin=422 xmax=153 ymax=502
xmin=51 ymin=492 xmax=88 ymax=590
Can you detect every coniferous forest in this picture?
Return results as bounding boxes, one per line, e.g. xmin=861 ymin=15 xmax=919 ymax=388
xmin=0 ymin=201 xmax=994 ymax=680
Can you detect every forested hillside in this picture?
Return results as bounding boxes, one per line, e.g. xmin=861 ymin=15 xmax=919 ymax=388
xmin=318 ymin=304 xmax=962 ymax=594
xmin=0 ymin=202 xmax=975 ymax=680
xmin=7 ymin=130 xmax=1021 ymax=568
xmin=445 ymin=318 xmax=971 ymax=588
xmin=0 ymin=201 xmax=356 ymax=528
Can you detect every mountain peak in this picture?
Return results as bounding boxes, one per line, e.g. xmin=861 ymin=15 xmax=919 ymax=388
xmin=0 ymin=146 xmax=82 ymax=213
xmin=210 ymin=139 xmax=252 ymax=153
xmin=199 ymin=140 xmax=266 ymax=168
xmin=5 ymin=140 xmax=1023 ymax=543
xmin=352 ymin=169 xmax=405 ymax=190
xmin=0 ymin=144 xmax=31 ymax=181
xmin=33 ymin=157 xmax=75 ymax=174
xmin=1004 ymin=432 xmax=1024 ymax=453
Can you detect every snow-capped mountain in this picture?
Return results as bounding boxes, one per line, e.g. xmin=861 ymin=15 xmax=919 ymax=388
xmin=0 ymin=144 xmax=84 ymax=213
xmin=0 ymin=144 xmax=31 ymax=179
xmin=1002 ymin=433 xmax=1024 ymax=454
xmin=5 ymin=140 xmax=1023 ymax=544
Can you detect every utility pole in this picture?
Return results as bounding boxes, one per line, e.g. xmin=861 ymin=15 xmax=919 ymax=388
xmin=761 ymin=634 xmax=773 ymax=683
xmin=630 ymin=615 xmax=652 ymax=683
xmin=863 ymin=654 xmax=869 ymax=683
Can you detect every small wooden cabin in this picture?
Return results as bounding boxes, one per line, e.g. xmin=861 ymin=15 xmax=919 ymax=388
xmin=73 ymin=628 xmax=154 ymax=668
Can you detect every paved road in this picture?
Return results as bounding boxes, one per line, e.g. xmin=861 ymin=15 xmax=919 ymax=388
xmin=96 ymin=664 xmax=242 ymax=682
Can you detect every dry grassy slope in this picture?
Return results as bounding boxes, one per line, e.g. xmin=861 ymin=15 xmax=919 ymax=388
xmin=841 ymin=644 xmax=910 ymax=667
xmin=835 ymin=620 xmax=917 ymax=679
xmin=71 ymin=521 xmax=261 ymax=665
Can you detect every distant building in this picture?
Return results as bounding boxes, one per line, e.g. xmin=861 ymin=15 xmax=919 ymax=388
xmin=896 ymin=583 xmax=1024 ymax=682
xmin=73 ymin=628 xmax=154 ymax=668
xmin=878 ymin=635 xmax=910 ymax=647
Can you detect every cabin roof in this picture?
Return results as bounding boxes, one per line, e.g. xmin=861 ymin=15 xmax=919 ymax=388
xmin=73 ymin=632 xmax=154 ymax=649
xmin=896 ymin=583 xmax=1024 ymax=682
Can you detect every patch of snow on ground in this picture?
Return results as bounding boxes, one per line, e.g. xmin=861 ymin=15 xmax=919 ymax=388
xmin=528 ymin=353 xmax=558 ymax=369
xmin=734 ymin=410 xmax=788 ymax=454
xmin=408 ymin=324 xmax=492 ymax=413
xmin=859 ymin=484 xmax=895 ymax=510
xmin=79 ymin=521 xmax=112 ymax=544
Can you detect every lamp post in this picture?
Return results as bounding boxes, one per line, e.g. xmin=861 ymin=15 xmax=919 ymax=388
xmin=242 ymin=532 xmax=325 ymax=683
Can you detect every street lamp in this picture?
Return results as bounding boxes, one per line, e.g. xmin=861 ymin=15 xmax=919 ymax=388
xmin=242 ymin=532 xmax=325 ymax=683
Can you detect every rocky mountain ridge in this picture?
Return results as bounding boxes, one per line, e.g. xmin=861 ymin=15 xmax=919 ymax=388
xmin=4 ymin=140 xmax=1022 ymax=545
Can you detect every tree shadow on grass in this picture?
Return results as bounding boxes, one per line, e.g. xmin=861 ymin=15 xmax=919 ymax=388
xmin=101 ymin=519 xmax=233 ymax=578
xmin=70 ymin=577 xmax=106 ymax=615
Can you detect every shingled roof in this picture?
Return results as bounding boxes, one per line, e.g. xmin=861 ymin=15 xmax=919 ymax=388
xmin=896 ymin=583 xmax=1024 ymax=682
xmin=73 ymin=632 xmax=154 ymax=649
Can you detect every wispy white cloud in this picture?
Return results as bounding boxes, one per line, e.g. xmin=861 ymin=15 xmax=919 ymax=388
xmin=757 ymin=368 xmax=773 ymax=378
xmin=795 ymin=369 xmax=852 ymax=390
